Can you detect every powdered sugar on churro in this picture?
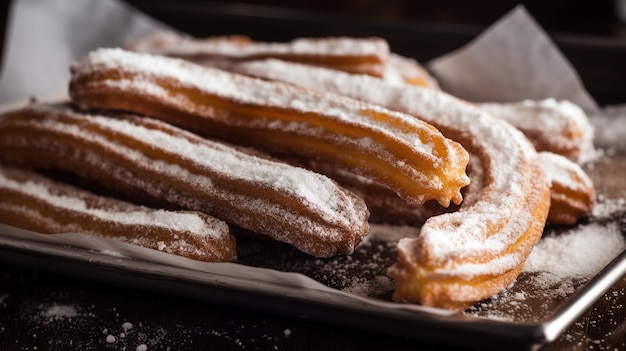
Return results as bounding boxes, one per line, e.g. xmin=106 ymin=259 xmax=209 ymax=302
xmin=0 ymin=171 xmax=215 ymax=236
xmin=1 ymin=103 xmax=369 ymax=256
xmin=539 ymin=152 xmax=594 ymax=193
xmin=479 ymin=99 xmax=595 ymax=163
xmin=234 ymin=59 xmax=549 ymax=308
xmin=128 ymin=31 xmax=389 ymax=62
xmin=22 ymin=104 xmax=353 ymax=221
xmin=70 ymin=48 xmax=469 ymax=208
xmin=71 ymin=48 xmax=443 ymax=166
xmin=235 ymin=59 xmax=540 ymax=258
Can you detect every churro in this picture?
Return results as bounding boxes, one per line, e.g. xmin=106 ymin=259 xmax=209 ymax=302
xmin=0 ymin=166 xmax=236 ymax=262
xmin=0 ymin=103 xmax=370 ymax=257
xmin=383 ymin=53 xmax=440 ymax=89
xmin=539 ymin=152 xmax=595 ymax=225
xmin=234 ymin=59 xmax=550 ymax=310
xmin=126 ymin=31 xmax=390 ymax=77
xmin=69 ymin=48 xmax=470 ymax=209
xmin=478 ymin=99 xmax=594 ymax=163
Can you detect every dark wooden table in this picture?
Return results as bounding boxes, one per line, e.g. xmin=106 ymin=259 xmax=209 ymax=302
xmin=0 ymin=262 xmax=474 ymax=350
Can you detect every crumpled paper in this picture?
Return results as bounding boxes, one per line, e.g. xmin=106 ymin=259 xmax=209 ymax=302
xmin=428 ymin=5 xmax=598 ymax=112
xmin=0 ymin=0 xmax=168 ymax=103
xmin=0 ymin=0 xmax=606 ymax=315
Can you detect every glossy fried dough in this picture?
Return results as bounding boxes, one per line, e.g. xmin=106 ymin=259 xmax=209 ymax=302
xmin=539 ymin=152 xmax=596 ymax=225
xmin=0 ymin=166 xmax=236 ymax=262
xmin=233 ymin=59 xmax=551 ymax=310
xmin=0 ymin=103 xmax=370 ymax=257
xmin=69 ymin=48 xmax=470 ymax=209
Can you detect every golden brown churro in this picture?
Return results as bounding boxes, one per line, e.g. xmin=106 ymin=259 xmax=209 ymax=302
xmin=0 ymin=103 xmax=370 ymax=257
xmin=234 ymin=59 xmax=551 ymax=310
xmin=69 ymin=48 xmax=470 ymax=209
xmin=478 ymin=99 xmax=595 ymax=163
xmin=126 ymin=31 xmax=390 ymax=77
xmin=0 ymin=166 xmax=236 ymax=262
xmin=539 ymin=151 xmax=596 ymax=225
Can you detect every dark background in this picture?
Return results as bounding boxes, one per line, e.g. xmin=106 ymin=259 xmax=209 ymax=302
xmin=0 ymin=0 xmax=625 ymax=104
xmin=121 ymin=0 xmax=626 ymax=105
xmin=127 ymin=0 xmax=626 ymax=37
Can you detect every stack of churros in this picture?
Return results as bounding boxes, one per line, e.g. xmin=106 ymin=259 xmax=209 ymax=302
xmin=0 ymin=32 xmax=597 ymax=311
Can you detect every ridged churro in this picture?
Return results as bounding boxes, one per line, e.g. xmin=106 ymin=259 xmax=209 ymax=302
xmin=233 ymin=59 xmax=551 ymax=310
xmin=126 ymin=31 xmax=390 ymax=77
xmin=539 ymin=152 xmax=596 ymax=225
xmin=478 ymin=99 xmax=594 ymax=163
xmin=0 ymin=166 xmax=236 ymax=262
xmin=0 ymin=103 xmax=370 ymax=257
xmin=69 ymin=48 xmax=470 ymax=209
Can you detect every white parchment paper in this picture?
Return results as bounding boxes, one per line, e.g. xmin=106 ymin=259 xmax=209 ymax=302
xmin=0 ymin=0 xmax=168 ymax=103
xmin=428 ymin=5 xmax=599 ymax=112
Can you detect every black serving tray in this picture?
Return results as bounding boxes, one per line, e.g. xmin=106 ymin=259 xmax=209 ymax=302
xmin=1 ymin=231 xmax=626 ymax=351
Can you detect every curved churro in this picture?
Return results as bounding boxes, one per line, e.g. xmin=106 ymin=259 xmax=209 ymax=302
xmin=291 ymin=158 xmax=451 ymax=226
xmin=0 ymin=166 xmax=236 ymax=262
xmin=126 ymin=31 xmax=390 ymax=77
xmin=69 ymin=48 xmax=470 ymax=209
xmin=539 ymin=152 xmax=595 ymax=225
xmin=0 ymin=103 xmax=370 ymax=258
xmin=234 ymin=59 xmax=550 ymax=310
xmin=478 ymin=99 xmax=595 ymax=163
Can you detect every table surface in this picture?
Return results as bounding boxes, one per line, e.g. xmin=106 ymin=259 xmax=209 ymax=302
xmin=0 ymin=262 xmax=474 ymax=351
xmin=1 ymin=252 xmax=626 ymax=351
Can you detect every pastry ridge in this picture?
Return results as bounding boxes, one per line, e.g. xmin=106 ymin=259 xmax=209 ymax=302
xmin=126 ymin=31 xmax=390 ymax=77
xmin=478 ymin=99 xmax=595 ymax=163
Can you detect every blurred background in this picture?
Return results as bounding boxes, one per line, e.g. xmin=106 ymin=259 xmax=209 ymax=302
xmin=126 ymin=0 xmax=626 ymax=37
xmin=123 ymin=0 xmax=626 ymax=105
xmin=0 ymin=0 xmax=624 ymax=103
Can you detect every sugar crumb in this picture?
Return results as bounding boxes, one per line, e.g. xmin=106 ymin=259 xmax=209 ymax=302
xmin=42 ymin=305 xmax=78 ymax=321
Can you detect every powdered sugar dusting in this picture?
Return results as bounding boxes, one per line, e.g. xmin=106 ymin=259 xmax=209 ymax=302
xmin=25 ymin=104 xmax=358 ymax=229
xmin=0 ymin=171 xmax=215 ymax=236
xmin=72 ymin=48 xmax=450 ymax=181
xmin=70 ymin=49 xmax=475 ymax=211
xmin=539 ymin=151 xmax=594 ymax=193
xmin=42 ymin=305 xmax=79 ymax=321
xmin=129 ymin=32 xmax=389 ymax=61
xmin=466 ymin=196 xmax=626 ymax=321
xmin=524 ymin=222 xmax=625 ymax=286
xmin=479 ymin=99 xmax=595 ymax=163
xmin=235 ymin=59 xmax=541 ymax=268
xmin=2 ymin=103 xmax=369 ymax=256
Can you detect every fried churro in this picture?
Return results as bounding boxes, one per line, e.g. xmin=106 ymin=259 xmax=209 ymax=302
xmin=0 ymin=103 xmax=370 ymax=257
